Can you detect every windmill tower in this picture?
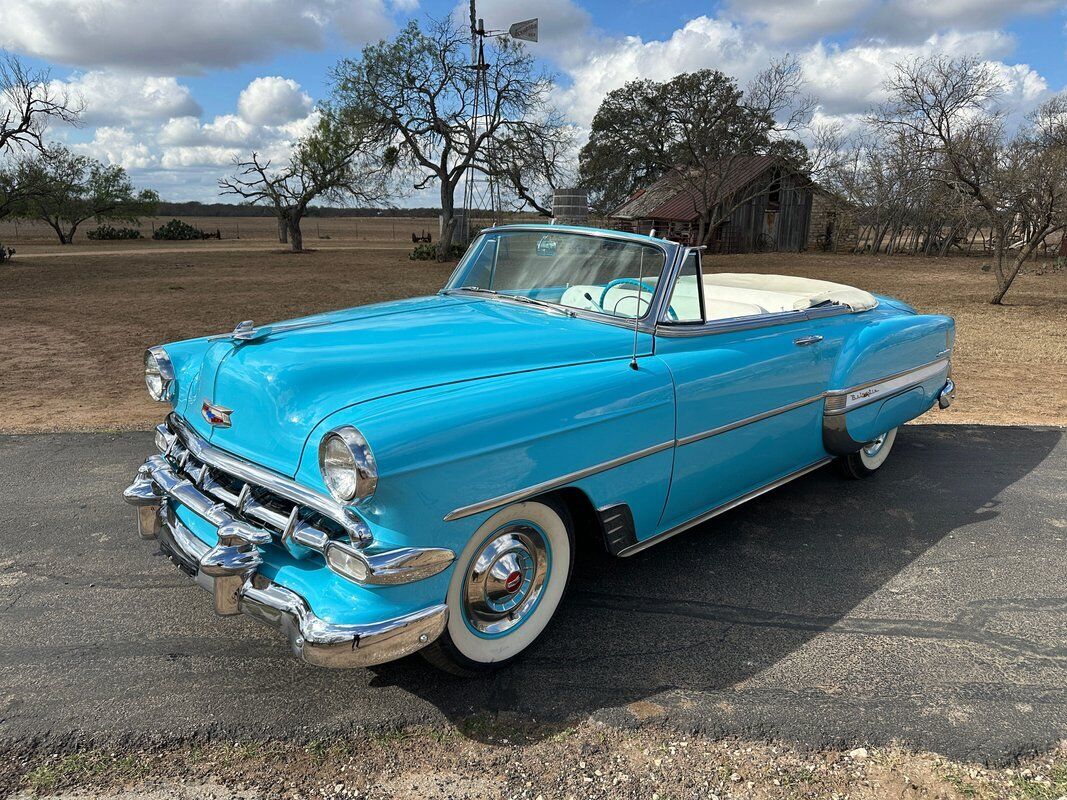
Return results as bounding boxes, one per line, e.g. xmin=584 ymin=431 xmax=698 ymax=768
xmin=458 ymin=1 xmax=538 ymax=243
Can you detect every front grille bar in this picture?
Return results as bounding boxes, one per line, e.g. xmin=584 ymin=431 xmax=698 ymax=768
xmin=163 ymin=413 xmax=370 ymax=545
xmin=129 ymin=414 xmax=455 ymax=586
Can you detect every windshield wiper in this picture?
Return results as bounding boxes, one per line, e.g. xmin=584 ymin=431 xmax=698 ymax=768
xmin=510 ymin=294 xmax=576 ymax=317
xmin=448 ymin=286 xmax=574 ymax=316
xmin=446 ymin=285 xmax=500 ymax=295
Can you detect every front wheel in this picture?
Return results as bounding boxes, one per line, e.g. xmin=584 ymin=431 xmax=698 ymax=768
xmin=421 ymin=498 xmax=573 ymax=676
xmin=837 ymin=427 xmax=898 ymax=479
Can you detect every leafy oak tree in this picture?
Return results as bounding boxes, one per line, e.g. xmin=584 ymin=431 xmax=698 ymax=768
xmin=15 ymin=145 xmax=158 ymax=244
xmin=580 ymin=61 xmax=817 ymax=246
xmin=331 ymin=18 xmax=564 ymax=260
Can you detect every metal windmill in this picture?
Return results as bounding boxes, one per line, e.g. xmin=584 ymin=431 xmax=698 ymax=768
xmin=460 ymin=1 xmax=538 ymax=242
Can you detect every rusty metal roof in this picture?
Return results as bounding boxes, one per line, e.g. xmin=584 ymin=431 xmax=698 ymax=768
xmin=612 ymin=155 xmax=787 ymax=222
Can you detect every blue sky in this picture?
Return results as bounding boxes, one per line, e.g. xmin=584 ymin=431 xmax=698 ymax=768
xmin=2 ymin=0 xmax=1064 ymax=203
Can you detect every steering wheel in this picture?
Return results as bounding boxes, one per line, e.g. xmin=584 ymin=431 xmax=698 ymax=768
xmin=599 ymin=278 xmax=678 ymax=320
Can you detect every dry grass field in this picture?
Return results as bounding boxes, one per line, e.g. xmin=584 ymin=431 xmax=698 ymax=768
xmin=0 ymin=218 xmax=1063 ymax=433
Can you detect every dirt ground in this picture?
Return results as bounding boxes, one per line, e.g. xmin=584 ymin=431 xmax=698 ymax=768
xmin=0 ymin=222 xmax=1064 ymax=433
xmin=3 ymin=722 xmax=1065 ymax=799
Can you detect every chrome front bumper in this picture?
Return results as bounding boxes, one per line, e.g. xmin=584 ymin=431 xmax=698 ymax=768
xmin=129 ymin=502 xmax=448 ymax=667
xmin=124 ymin=437 xmax=449 ymax=668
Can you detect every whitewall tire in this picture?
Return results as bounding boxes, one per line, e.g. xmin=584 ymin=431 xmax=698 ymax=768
xmin=838 ymin=427 xmax=898 ymax=479
xmin=421 ymin=497 xmax=574 ymax=675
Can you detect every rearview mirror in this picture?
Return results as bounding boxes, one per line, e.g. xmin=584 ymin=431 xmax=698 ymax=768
xmin=536 ymin=235 xmax=559 ymax=257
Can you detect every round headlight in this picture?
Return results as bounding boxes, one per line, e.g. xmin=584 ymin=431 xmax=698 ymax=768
xmin=318 ymin=426 xmax=377 ymax=505
xmin=144 ymin=346 xmax=175 ymax=402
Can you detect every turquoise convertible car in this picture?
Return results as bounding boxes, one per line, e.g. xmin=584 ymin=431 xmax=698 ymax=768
xmin=125 ymin=224 xmax=956 ymax=674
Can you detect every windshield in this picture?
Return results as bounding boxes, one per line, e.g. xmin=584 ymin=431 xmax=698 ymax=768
xmin=443 ymin=230 xmax=668 ymax=319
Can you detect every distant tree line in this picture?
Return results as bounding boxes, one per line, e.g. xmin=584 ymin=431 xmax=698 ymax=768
xmin=5 ymin=27 xmax=1064 ymax=303
xmin=578 ymin=55 xmax=1067 ymax=304
xmin=155 ymin=201 xmax=444 ymax=218
xmin=823 ymin=56 xmax=1067 ymax=303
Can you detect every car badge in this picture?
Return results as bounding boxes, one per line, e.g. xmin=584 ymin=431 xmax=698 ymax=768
xmin=504 ymin=570 xmax=523 ymax=593
xmin=201 ymin=400 xmax=234 ymax=428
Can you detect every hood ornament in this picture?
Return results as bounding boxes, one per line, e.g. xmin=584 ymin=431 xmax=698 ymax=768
xmin=201 ymin=400 xmax=234 ymax=428
xmin=231 ymin=320 xmax=256 ymax=341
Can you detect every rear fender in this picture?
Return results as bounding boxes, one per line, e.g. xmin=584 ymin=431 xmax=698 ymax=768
xmin=823 ymin=310 xmax=955 ymax=454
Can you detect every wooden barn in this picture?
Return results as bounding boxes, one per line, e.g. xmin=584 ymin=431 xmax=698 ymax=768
xmin=611 ymin=155 xmax=835 ymax=253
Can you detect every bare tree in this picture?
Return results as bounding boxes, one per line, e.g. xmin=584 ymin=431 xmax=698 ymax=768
xmin=331 ymin=18 xmax=561 ymax=259
xmin=0 ymin=52 xmax=83 ymax=244
xmin=490 ymin=115 xmax=578 ymax=215
xmin=873 ymin=56 xmax=1067 ymax=303
xmin=220 ymin=112 xmax=393 ymax=252
xmin=1 ymin=52 xmax=82 ymax=154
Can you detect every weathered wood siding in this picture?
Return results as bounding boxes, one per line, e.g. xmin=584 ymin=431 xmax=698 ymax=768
xmin=610 ymin=166 xmax=831 ymax=253
xmin=709 ymin=171 xmax=813 ymax=253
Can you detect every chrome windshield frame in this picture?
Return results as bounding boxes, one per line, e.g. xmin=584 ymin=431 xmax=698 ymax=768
xmin=440 ymin=225 xmax=681 ymax=333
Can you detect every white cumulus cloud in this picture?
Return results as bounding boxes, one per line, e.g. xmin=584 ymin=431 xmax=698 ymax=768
xmin=724 ymin=0 xmax=1059 ymax=42
xmin=0 ymin=0 xmax=399 ymax=73
xmin=51 ymin=71 xmax=201 ymax=127
xmin=801 ymin=30 xmax=1028 ymax=115
xmin=74 ymin=127 xmax=157 ymax=170
xmin=237 ymin=77 xmax=314 ymax=127
xmin=723 ymin=0 xmax=873 ymax=42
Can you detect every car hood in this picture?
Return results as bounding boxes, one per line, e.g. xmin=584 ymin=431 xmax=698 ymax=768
xmin=184 ymin=294 xmax=645 ymax=477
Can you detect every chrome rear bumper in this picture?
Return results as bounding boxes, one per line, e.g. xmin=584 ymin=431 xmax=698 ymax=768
xmin=938 ymin=377 xmax=956 ymax=409
xmin=130 ymin=502 xmax=448 ymax=668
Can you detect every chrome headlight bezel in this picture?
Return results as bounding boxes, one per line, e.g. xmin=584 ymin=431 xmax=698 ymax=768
xmin=318 ymin=426 xmax=378 ymax=505
xmin=144 ymin=346 xmax=175 ymax=402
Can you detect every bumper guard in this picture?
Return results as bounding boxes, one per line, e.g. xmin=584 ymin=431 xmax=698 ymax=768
xmin=124 ymin=446 xmax=450 ymax=668
xmin=135 ymin=503 xmax=447 ymax=667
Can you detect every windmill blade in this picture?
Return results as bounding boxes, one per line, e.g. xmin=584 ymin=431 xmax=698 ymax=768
xmin=508 ymin=18 xmax=538 ymax=42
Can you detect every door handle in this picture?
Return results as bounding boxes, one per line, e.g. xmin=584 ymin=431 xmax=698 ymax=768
xmin=794 ymin=335 xmax=823 ymax=346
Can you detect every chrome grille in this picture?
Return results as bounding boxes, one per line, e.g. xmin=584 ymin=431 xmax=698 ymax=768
xmin=157 ymin=418 xmax=370 ymax=559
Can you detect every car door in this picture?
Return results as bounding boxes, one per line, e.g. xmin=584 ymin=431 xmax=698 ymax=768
xmin=652 ymin=250 xmax=840 ymax=534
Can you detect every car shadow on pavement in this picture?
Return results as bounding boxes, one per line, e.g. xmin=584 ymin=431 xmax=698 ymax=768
xmin=368 ymin=425 xmax=1066 ymax=757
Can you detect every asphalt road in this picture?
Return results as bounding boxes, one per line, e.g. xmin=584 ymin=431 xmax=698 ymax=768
xmin=0 ymin=424 xmax=1063 ymax=763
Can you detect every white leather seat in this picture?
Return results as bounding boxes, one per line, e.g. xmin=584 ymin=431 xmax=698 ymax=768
xmin=667 ymin=276 xmax=763 ymax=320
xmin=559 ymin=273 xmax=878 ymax=319
xmin=703 ymin=273 xmax=878 ymax=312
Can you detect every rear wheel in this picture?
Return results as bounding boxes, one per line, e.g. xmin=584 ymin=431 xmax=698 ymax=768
xmin=837 ymin=427 xmax=898 ymax=479
xmin=421 ymin=497 xmax=573 ymax=676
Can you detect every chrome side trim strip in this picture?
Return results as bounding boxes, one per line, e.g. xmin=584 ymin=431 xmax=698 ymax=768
xmin=617 ymin=458 xmax=833 ymax=557
xmin=442 ymin=439 xmax=675 ymax=522
xmin=168 ymin=413 xmax=366 ymax=538
xmin=676 ymin=393 xmax=825 ymax=448
xmin=823 ymin=357 xmax=950 ymax=416
xmin=443 ymin=357 xmax=949 ymax=524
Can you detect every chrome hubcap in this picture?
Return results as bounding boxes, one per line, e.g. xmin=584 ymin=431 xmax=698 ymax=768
xmin=863 ymin=433 xmax=888 ymax=458
xmin=463 ymin=525 xmax=548 ymax=636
